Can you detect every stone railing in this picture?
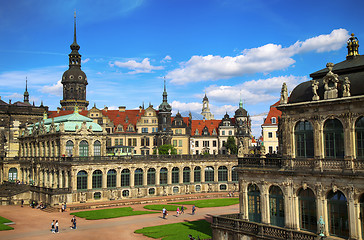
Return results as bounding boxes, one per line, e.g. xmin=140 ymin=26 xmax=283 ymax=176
xmin=1 ymin=154 xmax=238 ymax=163
xmin=212 ymin=214 xmax=317 ymax=240
xmin=238 ymin=156 xmax=364 ymax=172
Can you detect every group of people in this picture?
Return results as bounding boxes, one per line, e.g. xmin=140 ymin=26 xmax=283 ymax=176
xmin=50 ymin=216 xmax=77 ymax=234
xmin=30 ymin=200 xmax=46 ymax=209
xmin=227 ymin=191 xmax=235 ymax=197
xmin=61 ymin=202 xmax=67 ymax=212
xmin=162 ymin=205 xmax=196 ymax=219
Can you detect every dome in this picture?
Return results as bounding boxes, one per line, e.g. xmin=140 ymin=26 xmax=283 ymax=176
xmin=235 ymin=107 xmax=247 ymax=117
xmin=62 ymin=68 xmax=88 ymax=84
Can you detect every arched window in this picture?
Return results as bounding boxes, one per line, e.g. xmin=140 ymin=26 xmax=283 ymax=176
xmin=94 ymin=140 xmax=101 ymax=156
xmin=77 ymin=170 xmax=87 ymax=190
xmin=147 ymin=168 xmax=155 ymax=185
xmin=295 ymin=121 xmax=314 ymax=158
xmin=183 ymin=167 xmax=190 ymax=184
xmin=218 ymin=166 xmax=228 ymax=182
xmin=8 ymin=168 xmax=17 ymax=182
xmin=172 ymin=167 xmax=179 ymax=184
xmin=360 ymin=194 xmax=364 ymax=238
xmin=298 ymin=188 xmax=316 ymax=232
xmin=248 ymin=184 xmax=261 ymax=223
xmin=121 ymin=169 xmax=130 ymax=187
xmin=232 ymin=166 xmax=238 ymax=182
xmin=269 ymin=186 xmax=285 ymax=227
xmin=134 ymin=168 xmax=143 ymax=186
xmin=355 ymin=117 xmax=364 ymax=159
xmin=205 ymin=166 xmax=214 ymax=182
xmin=79 ymin=140 xmax=89 ymax=157
xmin=92 ymin=170 xmax=102 ymax=189
xmin=160 ymin=167 xmax=168 ymax=185
xmin=327 ymin=190 xmax=348 ymax=238
xmin=324 ymin=119 xmax=344 ymax=158
xmin=107 ymin=169 xmax=116 ymax=188
xmin=194 ymin=166 xmax=201 ymax=183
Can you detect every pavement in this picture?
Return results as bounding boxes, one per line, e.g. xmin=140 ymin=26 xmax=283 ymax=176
xmin=0 ymin=194 xmax=239 ymax=240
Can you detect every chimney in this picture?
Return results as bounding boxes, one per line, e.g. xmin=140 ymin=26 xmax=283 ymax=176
xmin=118 ymin=106 xmax=126 ymax=112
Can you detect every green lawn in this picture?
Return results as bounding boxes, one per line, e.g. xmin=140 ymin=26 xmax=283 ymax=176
xmin=135 ymin=220 xmax=211 ymax=240
xmin=143 ymin=204 xmax=187 ymax=211
xmin=170 ymin=198 xmax=239 ymax=208
xmin=71 ymin=207 xmax=158 ymax=220
xmin=0 ymin=216 xmax=13 ymax=231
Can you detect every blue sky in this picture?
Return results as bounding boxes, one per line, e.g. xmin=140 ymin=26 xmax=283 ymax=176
xmin=0 ymin=0 xmax=363 ymax=137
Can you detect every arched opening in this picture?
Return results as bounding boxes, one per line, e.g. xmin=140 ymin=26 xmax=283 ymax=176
xmin=77 ymin=170 xmax=87 ymax=190
xmin=324 ymin=119 xmax=344 ymax=158
xmin=172 ymin=167 xmax=179 ymax=184
xmin=194 ymin=166 xmax=201 ymax=183
xmin=298 ymin=188 xmax=317 ymax=232
xmin=94 ymin=140 xmax=101 ymax=157
xmin=295 ymin=121 xmax=314 ymax=158
xmin=355 ymin=117 xmax=364 ymax=159
xmin=183 ymin=167 xmax=190 ymax=184
xmin=160 ymin=167 xmax=168 ymax=185
xmin=79 ymin=140 xmax=89 ymax=157
xmin=92 ymin=170 xmax=102 ymax=189
xmin=8 ymin=168 xmax=17 ymax=182
xmin=248 ymin=184 xmax=261 ymax=223
xmin=134 ymin=168 xmax=143 ymax=186
xmin=327 ymin=190 xmax=349 ymax=238
xmin=121 ymin=169 xmax=130 ymax=187
xmin=107 ymin=169 xmax=116 ymax=188
xmin=204 ymin=166 xmax=214 ymax=182
xmin=218 ymin=166 xmax=228 ymax=182
xmin=269 ymin=185 xmax=285 ymax=227
xmin=147 ymin=168 xmax=155 ymax=185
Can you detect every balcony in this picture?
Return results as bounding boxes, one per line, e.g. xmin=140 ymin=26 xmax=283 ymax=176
xmin=212 ymin=214 xmax=317 ymax=240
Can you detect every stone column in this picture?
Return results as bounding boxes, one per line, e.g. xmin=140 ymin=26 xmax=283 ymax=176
xmin=260 ymin=183 xmax=270 ymax=225
xmin=201 ymin=166 xmax=205 ymax=183
xmin=190 ymin=165 xmax=194 ymax=184
xmin=240 ymin=180 xmax=249 ymax=220
xmin=50 ymin=170 xmax=54 ymax=188
xmin=348 ymin=189 xmax=359 ymax=239
xmin=227 ymin=166 xmax=232 ymax=182
xmin=130 ymin=167 xmax=135 ymax=188
xmin=167 ymin=167 xmax=172 ymax=185
xmin=345 ymin=117 xmax=355 ymax=159
xmin=87 ymin=169 xmax=92 ymax=190
xmin=72 ymin=170 xmax=77 ymax=190
xmin=314 ymin=121 xmax=324 ymax=159
xmin=143 ymin=167 xmax=148 ymax=187
xmin=39 ymin=170 xmax=43 ymax=187
xmin=179 ymin=167 xmax=183 ymax=184
xmin=316 ymin=185 xmax=329 ymax=236
xmin=102 ymin=168 xmax=107 ymax=189
xmin=155 ymin=167 xmax=160 ymax=186
xmin=65 ymin=171 xmax=69 ymax=189
xmin=283 ymin=183 xmax=295 ymax=229
xmin=116 ymin=167 xmax=121 ymax=188
xmin=59 ymin=171 xmax=63 ymax=188
xmin=214 ymin=165 xmax=218 ymax=182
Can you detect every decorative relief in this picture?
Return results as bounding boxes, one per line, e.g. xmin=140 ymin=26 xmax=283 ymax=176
xmin=280 ymin=82 xmax=288 ymax=104
xmin=311 ymin=79 xmax=319 ymax=101
xmin=342 ymin=77 xmax=351 ymax=97
xmin=323 ymin=63 xmax=339 ymax=100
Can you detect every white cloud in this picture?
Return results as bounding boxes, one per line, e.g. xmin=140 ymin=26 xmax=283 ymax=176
xmin=167 ymin=29 xmax=349 ymax=84
xmin=5 ymin=93 xmax=23 ymax=100
xmin=171 ymin=101 xmax=202 ymax=114
xmin=110 ymin=58 xmax=164 ymax=74
xmin=161 ymin=55 xmax=172 ymax=62
xmin=40 ymin=80 xmax=62 ymax=96
xmin=82 ymin=58 xmax=90 ymax=64
xmin=205 ymin=75 xmax=307 ymax=104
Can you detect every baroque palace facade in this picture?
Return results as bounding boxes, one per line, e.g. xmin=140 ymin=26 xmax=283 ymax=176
xmin=212 ymin=34 xmax=364 ymax=240
xmin=0 ymin=16 xmax=251 ymax=206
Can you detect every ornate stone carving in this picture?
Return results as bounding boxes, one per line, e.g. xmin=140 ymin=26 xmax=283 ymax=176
xmin=311 ymin=79 xmax=319 ymax=101
xmin=323 ymin=63 xmax=339 ymax=99
xmin=342 ymin=77 xmax=351 ymax=97
xmin=280 ymin=82 xmax=288 ymax=104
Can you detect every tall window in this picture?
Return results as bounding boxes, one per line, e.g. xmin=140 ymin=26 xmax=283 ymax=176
xmin=183 ymin=167 xmax=190 ymax=184
xmin=94 ymin=140 xmax=101 ymax=156
xmin=92 ymin=170 xmax=102 ymax=189
xmin=232 ymin=166 xmax=238 ymax=182
xmin=194 ymin=166 xmax=201 ymax=183
xmin=355 ymin=117 xmax=364 ymax=159
xmin=295 ymin=121 xmax=314 ymax=158
xmin=269 ymin=186 xmax=285 ymax=228
xmin=324 ymin=119 xmax=344 ymax=158
xmin=107 ymin=169 xmax=116 ymax=188
xmin=8 ymin=168 xmax=17 ymax=182
xmin=79 ymin=140 xmax=89 ymax=157
xmin=205 ymin=166 xmax=214 ymax=182
xmin=248 ymin=184 xmax=261 ymax=223
xmin=218 ymin=166 xmax=228 ymax=182
xmin=121 ymin=169 xmax=130 ymax=187
xmin=327 ymin=190 xmax=348 ymax=238
xmin=134 ymin=168 xmax=143 ymax=186
xmin=77 ymin=170 xmax=87 ymax=190
xmin=298 ymin=188 xmax=317 ymax=232
xmin=147 ymin=168 xmax=155 ymax=185
xmin=160 ymin=168 xmax=168 ymax=185
xmin=172 ymin=167 xmax=179 ymax=184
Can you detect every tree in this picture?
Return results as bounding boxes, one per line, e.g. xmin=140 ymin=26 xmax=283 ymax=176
xmin=225 ymin=136 xmax=237 ymax=154
xmin=155 ymin=144 xmax=177 ymax=155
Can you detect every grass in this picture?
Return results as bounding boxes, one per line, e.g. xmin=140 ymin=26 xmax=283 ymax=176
xmin=0 ymin=216 xmax=13 ymax=231
xmin=170 ymin=198 xmax=239 ymax=208
xmin=143 ymin=204 xmax=187 ymax=211
xmin=135 ymin=220 xmax=211 ymax=240
xmin=71 ymin=207 xmax=158 ymax=220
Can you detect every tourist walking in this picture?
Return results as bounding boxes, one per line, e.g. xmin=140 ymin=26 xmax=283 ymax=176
xmin=162 ymin=207 xmax=167 ymax=219
xmin=55 ymin=220 xmax=59 ymax=233
xmin=51 ymin=220 xmax=55 ymax=233
xmin=71 ymin=216 xmax=77 ymax=229
xmin=192 ymin=205 xmax=196 ymax=215
xmin=21 ymin=199 xmax=24 ymax=207
xmin=181 ymin=205 xmax=184 ymax=214
xmin=176 ymin=207 xmax=180 ymax=216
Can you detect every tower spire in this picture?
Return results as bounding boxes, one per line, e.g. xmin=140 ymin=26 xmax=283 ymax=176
xmin=24 ymin=77 xmax=29 ymax=103
xmin=73 ymin=11 xmax=77 ymax=45
xmin=163 ymin=77 xmax=168 ymax=102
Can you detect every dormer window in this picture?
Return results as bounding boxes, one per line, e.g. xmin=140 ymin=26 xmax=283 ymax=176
xmin=195 ymin=129 xmax=199 ymax=135
xmin=271 ymin=117 xmax=276 ymax=124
